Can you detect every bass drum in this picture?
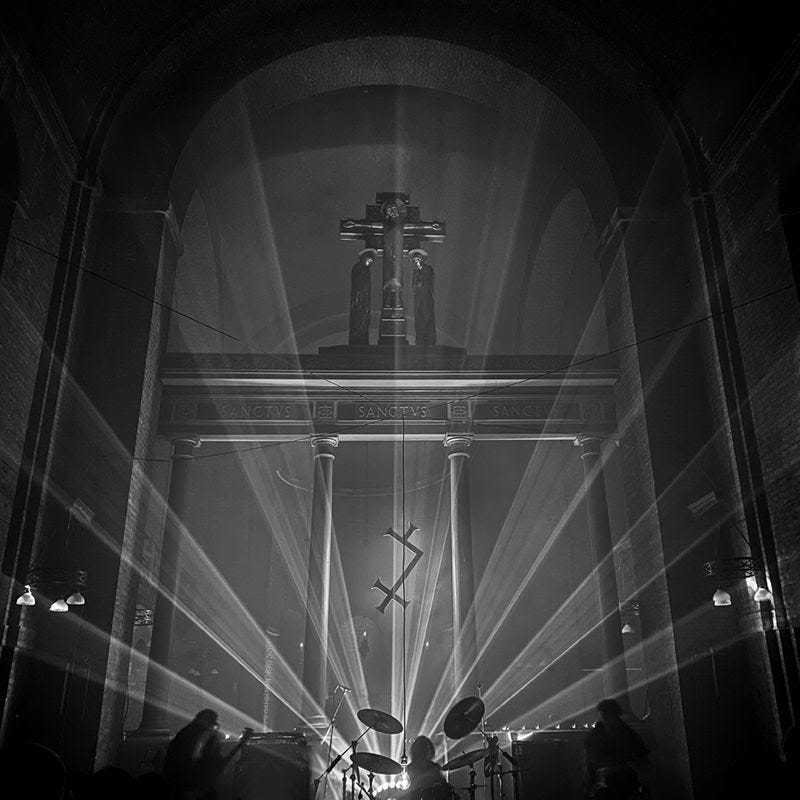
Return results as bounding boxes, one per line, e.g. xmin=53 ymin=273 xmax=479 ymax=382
xmin=419 ymin=782 xmax=459 ymax=800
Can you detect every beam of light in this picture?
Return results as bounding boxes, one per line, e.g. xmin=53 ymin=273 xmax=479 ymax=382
xmin=428 ymin=279 xmax=756 ymax=718
xmin=461 ymin=97 xmax=551 ymax=356
xmin=233 ymin=83 xmax=299 ymax=356
xmin=230 ymin=439 xmax=376 ymax=738
xmin=420 ymin=349 xmax=798 ymax=734
xmin=419 ymin=438 xmax=590 ymax=734
xmin=510 ymin=600 xmax=751 ymax=731
xmin=404 ymin=459 xmax=454 ymax=747
xmin=0 ymin=364 xmax=328 ymax=732
xmin=9 ymin=603 xmax=264 ymax=736
xmin=480 ymin=469 xmax=779 ymax=726
xmin=4 ymin=114 xmax=792 ymax=764
xmin=387 ymin=438 xmax=455 ymax=752
xmin=67 ymin=474 xmax=326 ymax=727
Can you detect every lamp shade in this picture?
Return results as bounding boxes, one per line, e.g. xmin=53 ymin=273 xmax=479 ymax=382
xmin=16 ymin=585 xmax=35 ymax=606
xmin=712 ymin=588 xmax=732 ymax=607
xmin=49 ymin=598 xmax=69 ymax=612
xmin=753 ymin=587 xmax=773 ymax=602
xmin=66 ymin=591 xmax=85 ymax=605
xmin=621 ymin=622 xmax=634 ymax=634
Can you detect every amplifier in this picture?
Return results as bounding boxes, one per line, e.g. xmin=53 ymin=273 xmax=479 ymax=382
xmin=511 ymin=737 xmax=583 ymax=800
xmin=234 ymin=732 xmax=309 ymax=800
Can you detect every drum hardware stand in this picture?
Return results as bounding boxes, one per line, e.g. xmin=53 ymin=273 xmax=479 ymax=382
xmin=349 ymin=739 xmax=359 ymax=800
xmin=466 ymin=763 xmax=479 ymax=800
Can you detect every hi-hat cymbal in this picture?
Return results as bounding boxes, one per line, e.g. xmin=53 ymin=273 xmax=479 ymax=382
xmin=352 ymin=752 xmax=402 ymax=775
xmin=357 ymin=708 xmax=404 ymax=735
xmin=443 ymin=748 xmax=488 ymax=771
xmin=443 ymin=696 xmax=485 ymax=739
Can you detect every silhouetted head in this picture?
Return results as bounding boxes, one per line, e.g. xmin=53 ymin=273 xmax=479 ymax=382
xmin=88 ymin=766 xmax=134 ymax=800
xmin=194 ymin=708 xmax=219 ymax=728
xmin=596 ymin=698 xmax=623 ymax=724
xmin=0 ymin=742 xmax=67 ymax=799
xmin=410 ymin=735 xmax=435 ymax=762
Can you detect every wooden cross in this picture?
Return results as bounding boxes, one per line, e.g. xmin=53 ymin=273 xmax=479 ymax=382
xmin=340 ymin=192 xmax=445 ymax=345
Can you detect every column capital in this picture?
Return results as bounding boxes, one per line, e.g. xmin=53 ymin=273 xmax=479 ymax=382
xmin=444 ymin=433 xmax=473 ymax=457
xmin=574 ymin=433 xmax=618 ymax=457
xmin=311 ymin=434 xmax=339 ymax=457
xmin=170 ymin=435 xmax=200 ymax=459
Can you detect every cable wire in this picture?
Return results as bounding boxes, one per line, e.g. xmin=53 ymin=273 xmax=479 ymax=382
xmin=401 ymin=412 xmax=408 ymax=762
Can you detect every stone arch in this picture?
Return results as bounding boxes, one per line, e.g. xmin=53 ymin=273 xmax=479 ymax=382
xmin=88 ymin=2 xmax=704 ymax=206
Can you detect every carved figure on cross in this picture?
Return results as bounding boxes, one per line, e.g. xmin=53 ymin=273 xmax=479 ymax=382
xmin=340 ymin=192 xmax=445 ymax=345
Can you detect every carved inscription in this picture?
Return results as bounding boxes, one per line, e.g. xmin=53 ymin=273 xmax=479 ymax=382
xmin=219 ymin=403 xmax=298 ymax=420
xmin=473 ymin=400 xmax=581 ymax=420
xmin=338 ymin=402 xmax=446 ymax=421
xmin=170 ymin=401 xmax=311 ymax=422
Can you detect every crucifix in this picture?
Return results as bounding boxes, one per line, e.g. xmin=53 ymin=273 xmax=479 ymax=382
xmin=340 ymin=192 xmax=445 ymax=345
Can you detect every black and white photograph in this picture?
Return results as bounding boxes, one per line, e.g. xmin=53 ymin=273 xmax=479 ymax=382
xmin=0 ymin=3 xmax=798 ymax=798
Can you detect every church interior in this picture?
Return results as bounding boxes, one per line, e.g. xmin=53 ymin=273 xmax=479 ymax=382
xmin=1 ymin=3 xmax=799 ymax=799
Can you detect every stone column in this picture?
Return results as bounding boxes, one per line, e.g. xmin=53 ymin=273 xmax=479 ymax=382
xmin=139 ymin=435 xmax=200 ymax=731
xmin=444 ymin=434 xmax=478 ymax=693
xmin=575 ymin=434 xmax=629 ymax=705
xmin=301 ymin=435 xmax=338 ymax=716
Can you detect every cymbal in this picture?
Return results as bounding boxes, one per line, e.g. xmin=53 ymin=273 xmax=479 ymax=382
xmin=357 ymin=708 xmax=403 ymax=735
xmin=443 ymin=749 xmax=488 ymax=770
xmin=443 ymin=696 xmax=485 ymax=740
xmin=352 ymin=752 xmax=402 ymax=775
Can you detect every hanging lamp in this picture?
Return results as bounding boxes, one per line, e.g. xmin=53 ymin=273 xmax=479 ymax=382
xmin=753 ymin=586 xmax=773 ymax=602
xmin=16 ymin=584 xmax=35 ymax=606
xmin=712 ymin=587 xmax=732 ymax=607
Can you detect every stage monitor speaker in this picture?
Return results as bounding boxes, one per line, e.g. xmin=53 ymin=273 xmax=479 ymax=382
xmin=512 ymin=738 xmax=581 ymax=800
xmin=233 ymin=732 xmax=309 ymax=800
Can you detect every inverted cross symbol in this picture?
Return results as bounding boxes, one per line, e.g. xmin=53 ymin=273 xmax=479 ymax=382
xmin=372 ymin=524 xmax=424 ymax=613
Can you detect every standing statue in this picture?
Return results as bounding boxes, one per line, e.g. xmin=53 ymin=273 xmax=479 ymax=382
xmin=410 ymin=249 xmax=436 ymax=346
xmin=349 ymin=248 xmax=375 ymax=345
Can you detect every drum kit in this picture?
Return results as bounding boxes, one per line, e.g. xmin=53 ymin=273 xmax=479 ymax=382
xmin=314 ymin=694 xmax=520 ymax=800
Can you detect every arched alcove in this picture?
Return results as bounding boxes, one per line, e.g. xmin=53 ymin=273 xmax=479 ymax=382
xmin=167 ymin=39 xmax=619 ymax=354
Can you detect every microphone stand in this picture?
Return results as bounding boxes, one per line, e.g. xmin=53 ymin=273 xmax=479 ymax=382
xmin=314 ymin=688 xmax=352 ymax=800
